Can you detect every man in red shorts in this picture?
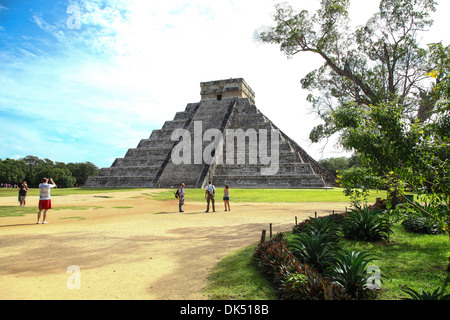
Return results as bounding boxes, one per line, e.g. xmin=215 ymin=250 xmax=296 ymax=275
xmin=37 ymin=177 xmax=56 ymax=224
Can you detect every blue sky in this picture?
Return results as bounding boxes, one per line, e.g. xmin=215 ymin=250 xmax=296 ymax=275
xmin=1 ymin=0 xmax=450 ymax=168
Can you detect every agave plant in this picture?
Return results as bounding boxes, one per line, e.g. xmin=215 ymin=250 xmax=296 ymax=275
xmin=401 ymin=286 xmax=450 ymax=300
xmin=301 ymin=216 xmax=342 ymax=242
xmin=327 ymin=249 xmax=377 ymax=299
xmin=342 ymin=206 xmax=392 ymax=241
xmin=290 ymin=232 xmax=337 ymax=273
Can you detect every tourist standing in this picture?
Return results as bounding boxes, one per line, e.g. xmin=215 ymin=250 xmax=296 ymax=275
xmin=37 ymin=177 xmax=56 ymax=224
xmin=178 ymin=183 xmax=185 ymax=212
xmin=18 ymin=181 xmax=29 ymax=206
xmin=205 ymin=181 xmax=215 ymax=212
xmin=223 ymin=185 xmax=230 ymax=211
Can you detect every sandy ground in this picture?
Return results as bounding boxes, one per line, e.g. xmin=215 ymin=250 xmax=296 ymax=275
xmin=0 ymin=189 xmax=348 ymax=300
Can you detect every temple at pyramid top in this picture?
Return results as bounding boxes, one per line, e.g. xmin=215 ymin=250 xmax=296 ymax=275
xmin=200 ymin=78 xmax=255 ymax=105
xmin=84 ymin=78 xmax=334 ymax=189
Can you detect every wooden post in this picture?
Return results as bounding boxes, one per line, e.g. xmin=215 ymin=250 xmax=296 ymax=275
xmin=295 ymin=216 xmax=298 ymax=226
xmin=315 ymin=211 xmax=317 ymax=219
xmin=260 ymin=230 xmax=266 ymax=244
xmin=269 ymin=223 xmax=272 ymax=238
xmin=323 ymin=277 xmax=332 ymax=300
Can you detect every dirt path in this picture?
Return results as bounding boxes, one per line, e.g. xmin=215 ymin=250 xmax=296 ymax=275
xmin=0 ymin=189 xmax=347 ymax=300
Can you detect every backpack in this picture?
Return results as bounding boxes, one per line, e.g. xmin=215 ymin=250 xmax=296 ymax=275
xmin=174 ymin=189 xmax=179 ymax=199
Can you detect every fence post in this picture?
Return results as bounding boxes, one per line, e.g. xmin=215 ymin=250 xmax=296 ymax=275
xmin=269 ymin=223 xmax=272 ymax=238
xmin=260 ymin=230 xmax=266 ymax=244
xmin=323 ymin=277 xmax=332 ymax=300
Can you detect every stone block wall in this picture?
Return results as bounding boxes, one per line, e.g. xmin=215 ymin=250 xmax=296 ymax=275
xmin=85 ymin=79 xmax=334 ymax=189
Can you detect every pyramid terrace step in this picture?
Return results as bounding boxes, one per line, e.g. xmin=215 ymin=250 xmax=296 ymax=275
xmin=97 ymin=166 xmax=160 ymax=177
xmin=84 ymin=79 xmax=334 ymax=189
xmin=212 ymin=174 xmax=325 ymax=188
xmin=84 ymin=176 xmax=156 ymax=188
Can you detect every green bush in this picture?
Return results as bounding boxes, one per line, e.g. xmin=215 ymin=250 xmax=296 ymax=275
xmin=401 ymin=215 xmax=442 ymax=234
xmin=342 ymin=206 xmax=392 ymax=241
xmin=278 ymin=266 xmax=348 ymax=300
xmin=400 ymin=202 xmax=447 ymax=235
xmin=293 ymin=216 xmax=342 ymax=241
xmin=253 ymin=233 xmax=348 ymax=300
xmin=290 ymin=216 xmax=341 ymax=273
xmin=327 ymin=249 xmax=378 ymax=299
xmin=290 ymin=233 xmax=337 ymax=273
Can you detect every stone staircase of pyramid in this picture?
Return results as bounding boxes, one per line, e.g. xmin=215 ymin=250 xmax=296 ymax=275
xmin=84 ymin=78 xmax=334 ymax=189
xmin=207 ymin=99 xmax=327 ymax=189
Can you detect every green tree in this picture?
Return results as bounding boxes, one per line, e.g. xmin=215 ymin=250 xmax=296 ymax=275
xmin=259 ymin=0 xmax=449 ymax=270
xmin=0 ymin=158 xmax=27 ymax=184
xmin=318 ymin=155 xmax=359 ymax=178
xmin=66 ymin=162 xmax=99 ymax=186
xmin=33 ymin=161 xmax=76 ymax=188
xmin=258 ymin=0 xmax=437 ymax=138
xmin=22 ymin=155 xmax=45 ymax=186
xmin=258 ymin=0 xmax=447 ymax=205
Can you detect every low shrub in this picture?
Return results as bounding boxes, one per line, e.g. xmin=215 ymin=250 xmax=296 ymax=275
xmin=253 ymin=233 xmax=348 ymax=300
xmin=253 ymin=233 xmax=300 ymax=285
xmin=400 ymin=202 xmax=447 ymax=235
xmin=278 ymin=266 xmax=348 ymax=300
xmin=290 ymin=232 xmax=337 ymax=273
xmin=342 ymin=206 xmax=392 ymax=241
xmin=401 ymin=286 xmax=450 ymax=300
xmin=294 ymin=216 xmax=342 ymax=240
xmin=326 ymin=249 xmax=378 ymax=299
xmin=401 ymin=215 xmax=442 ymax=234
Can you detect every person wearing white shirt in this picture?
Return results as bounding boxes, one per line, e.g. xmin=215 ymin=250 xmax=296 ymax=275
xmin=37 ymin=177 xmax=56 ymax=224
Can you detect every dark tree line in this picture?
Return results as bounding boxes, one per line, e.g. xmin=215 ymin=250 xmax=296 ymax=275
xmin=0 ymin=155 xmax=99 ymax=188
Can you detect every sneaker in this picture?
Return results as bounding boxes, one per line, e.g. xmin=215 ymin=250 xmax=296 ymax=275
xmin=42 ymin=221 xmax=48 ymax=224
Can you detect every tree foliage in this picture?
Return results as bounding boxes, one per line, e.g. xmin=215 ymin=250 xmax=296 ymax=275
xmin=258 ymin=0 xmax=438 ymax=130
xmin=259 ymin=0 xmax=449 ymax=269
xmin=0 ymin=156 xmax=99 ymax=187
xmin=258 ymin=0 xmax=448 ymax=199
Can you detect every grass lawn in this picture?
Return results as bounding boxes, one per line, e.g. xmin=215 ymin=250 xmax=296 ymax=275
xmin=0 ymin=205 xmax=37 ymax=218
xmin=0 ymin=187 xmax=141 ymax=218
xmin=149 ymin=187 xmax=384 ymax=203
xmin=340 ymin=224 xmax=450 ymax=299
xmin=0 ymin=187 xmax=145 ymax=198
xmin=204 ymin=245 xmax=277 ymax=300
xmin=1 ymin=186 xmax=386 ymax=203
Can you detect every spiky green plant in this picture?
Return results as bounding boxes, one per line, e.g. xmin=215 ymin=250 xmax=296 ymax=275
xmin=290 ymin=233 xmax=337 ymax=273
xmin=327 ymin=249 xmax=377 ymax=299
xmin=342 ymin=206 xmax=392 ymax=241
xmin=401 ymin=286 xmax=450 ymax=300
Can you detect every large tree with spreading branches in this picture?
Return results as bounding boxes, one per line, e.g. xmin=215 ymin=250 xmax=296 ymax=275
xmin=258 ymin=0 xmax=449 ymax=270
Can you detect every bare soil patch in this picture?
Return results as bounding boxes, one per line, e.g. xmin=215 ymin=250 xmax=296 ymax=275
xmin=0 ymin=189 xmax=347 ymax=300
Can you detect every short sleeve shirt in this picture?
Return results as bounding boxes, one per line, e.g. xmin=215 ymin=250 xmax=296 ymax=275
xmin=39 ymin=183 xmax=56 ymax=200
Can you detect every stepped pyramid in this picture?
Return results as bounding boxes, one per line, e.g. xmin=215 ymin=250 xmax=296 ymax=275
xmin=85 ymin=78 xmax=334 ymax=188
